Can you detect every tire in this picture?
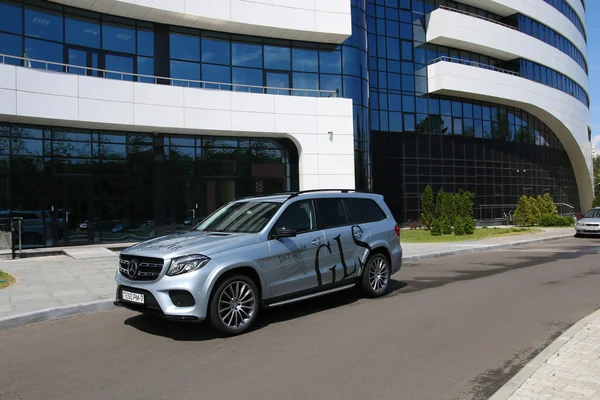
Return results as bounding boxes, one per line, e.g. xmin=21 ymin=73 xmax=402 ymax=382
xmin=575 ymin=233 xmax=584 ymax=238
xmin=360 ymin=252 xmax=391 ymax=298
xmin=209 ymin=275 xmax=259 ymax=336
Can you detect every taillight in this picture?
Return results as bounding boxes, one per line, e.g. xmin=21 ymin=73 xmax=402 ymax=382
xmin=394 ymin=223 xmax=400 ymax=237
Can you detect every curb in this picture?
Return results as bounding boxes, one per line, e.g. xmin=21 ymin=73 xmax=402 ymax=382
xmin=489 ymin=307 xmax=600 ymax=399
xmin=0 ymin=299 xmax=115 ymax=331
xmin=402 ymin=233 xmax=574 ymax=262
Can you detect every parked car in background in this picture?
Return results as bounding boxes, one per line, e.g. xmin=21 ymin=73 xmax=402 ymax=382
xmin=575 ymin=208 xmax=600 ymax=237
xmin=115 ymin=190 xmax=403 ymax=336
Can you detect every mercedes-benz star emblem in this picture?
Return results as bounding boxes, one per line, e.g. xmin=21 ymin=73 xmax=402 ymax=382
xmin=127 ymin=260 xmax=138 ymax=279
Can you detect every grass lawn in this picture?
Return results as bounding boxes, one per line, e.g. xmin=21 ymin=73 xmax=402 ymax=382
xmin=401 ymin=227 xmax=544 ymax=243
xmin=0 ymin=270 xmax=15 ymax=289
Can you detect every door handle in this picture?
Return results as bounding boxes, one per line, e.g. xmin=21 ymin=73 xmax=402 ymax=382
xmin=65 ymin=211 xmax=70 ymax=223
xmin=311 ymin=237 xmax=322 ymax=246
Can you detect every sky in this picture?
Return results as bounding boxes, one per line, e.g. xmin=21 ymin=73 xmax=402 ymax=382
xmin=588 ymin=2 xmax=600 ymax=149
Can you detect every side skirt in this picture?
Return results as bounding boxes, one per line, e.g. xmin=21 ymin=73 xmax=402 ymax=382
xmin=263 ymin=279 xmax=359 ymax=308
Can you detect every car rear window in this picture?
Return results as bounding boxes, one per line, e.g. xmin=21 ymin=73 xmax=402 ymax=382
xmin=343 ymin=198 xmax=387 ymax=224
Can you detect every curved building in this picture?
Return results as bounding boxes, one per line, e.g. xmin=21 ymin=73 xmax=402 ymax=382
xmin=0 ymin=0 xmax=591 ymax=246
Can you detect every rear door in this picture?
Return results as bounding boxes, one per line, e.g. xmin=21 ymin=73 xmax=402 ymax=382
xmin=314 ymin=198 xmax=360 ymax=287
xmin=343 ymin=197 xmax=388 ymax=274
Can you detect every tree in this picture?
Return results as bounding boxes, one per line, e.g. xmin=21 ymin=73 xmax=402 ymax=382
xmin=514 ymin=196 xmax=539 ymax=226
xmin=538 ymin=193 xmax=558 ymax=216
xmin=421 ymin=185 xmax=435 ymax=230
xmin=430 ymin=219 xmax=442 ymax=236
xmin=455 ymin=190 xmax=475 ymax=235
xmin=418 ymin=115 xmax=449 ymax=135
xmin=593 ymin=192 xmax=600 ymax=208
xmin=436 ymin=190 xmax=455 ymax=235
xmin=593 ymin=156 xmax=600 ymax=190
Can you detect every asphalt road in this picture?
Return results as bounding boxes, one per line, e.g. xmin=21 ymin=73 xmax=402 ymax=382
xmin=2 ymin=238 xmax=600 ymax=400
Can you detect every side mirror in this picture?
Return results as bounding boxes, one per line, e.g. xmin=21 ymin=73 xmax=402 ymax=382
xmin=273 ymin=226 xmax=296 ymax=239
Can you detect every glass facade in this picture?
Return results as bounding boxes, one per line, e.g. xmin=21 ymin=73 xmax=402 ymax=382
xmin=543 ymin=0 xmax=586 ymax=41
xmin=0 ymin=0 xmax=588 ymax=242
xmin=0 ymin=123 xmax=298 ymax=247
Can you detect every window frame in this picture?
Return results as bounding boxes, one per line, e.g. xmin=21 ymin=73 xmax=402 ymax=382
xmin=270 ymin=199 xmax=318 ymax=238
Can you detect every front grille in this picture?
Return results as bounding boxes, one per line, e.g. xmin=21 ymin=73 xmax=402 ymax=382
xmin=119 ymin=255 xmax=164 ymax=281
xmin=585 ymin=223 xmax=599 ymax=227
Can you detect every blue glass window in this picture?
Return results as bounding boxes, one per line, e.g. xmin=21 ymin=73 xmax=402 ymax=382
xmin=404 ymin=114 xmax=415 ymax=131
xmin=202 ymin=36 xmax=230 ymax=65
xmin=292 ymin=47 xmax=318 ymax=73
xmin=137 ymin=25 xmax=153 ymax=57
xmin=105 ymin=54 xmax=133 ymax=81
xmin=264 ymin=45 xmax=290 ymax=70
xmin=170 ymin=60 xmax=200 ymax=86
xmin=401 ymin=41 xmax=412 ymax=61
xmin=232 ymin=41 xmax=262 ymax=68
xmin=0 ymin=0 xmax=23 ymax=34
xmin=137 ymin=56 xmax=154 ymax=83
xmin=0 ymin=32 xmax=22 ymax=65
xmin=402 ymin=96 xmax=415 ymax=112
xmin=202 ymin=64 xmax=230 ymax=89
xmin=170 ymin=32 xmax=199 ymax=61
xmin=103 ymin=20 xmax=135 ymax=54
xmin=319 ymin=50 xmax=341 ymax=74
xmin=266 ymin=71 xmax=290 ymax=95
xmin=24 ymin=38 xmax=62 ymax=71
xmin=389 ymin=112 xmax=402 ymax=131
xmin=25 ymin=6 xmax=63 ymax=42
xmin=319 ymin=75 xmax=342 ymax=96
xmin=293 ymin=72 xmax=318 ymax=96
xmin=343 ymin=76 xmax=362 ymax=105
xmin=65 ymin=14 xmax=100 ymax=48
xmin=389 ymin=94 xmax=401 ymax=111
xmin=399 ymin=23 xmax=412 ymax=40
xmin=232 ymin=67 xmax=262 ymax=92
xmin=386 ymin=38 xmax=400 ymax=61
xmin=388 ymin=73 xmax=401 ymax=90
xmin=401 ymin=74 xmax=414 ymax=92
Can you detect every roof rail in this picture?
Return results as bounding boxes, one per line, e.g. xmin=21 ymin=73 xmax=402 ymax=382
xmin=286 ymin=189 xmax=362 ymax=201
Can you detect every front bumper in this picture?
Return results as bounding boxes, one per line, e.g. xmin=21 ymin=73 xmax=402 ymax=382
xmin=115 ymin=268 xmax=213 ymax=321
xmin=576 ymin=226 xmax=600 ymax=235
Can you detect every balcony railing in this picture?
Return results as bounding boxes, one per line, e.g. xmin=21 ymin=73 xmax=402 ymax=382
xmin=0 ymin=53 xmax=338 ymax=98
xmin=428 ymin=56 xmax=521 ymax=77
xmin=437 ymin=5 xmax=518 ymax=31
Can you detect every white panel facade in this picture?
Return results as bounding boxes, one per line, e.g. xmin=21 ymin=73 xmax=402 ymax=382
xmin=49 ymin=0 xmax=352 ymax=44
xmin=428 ymin=61 xmax=593 ymax=210
xmin=0 ymin=64 xmax=355 ymax=191
xmin=457 ymin=0 xmax=587 ymax=52
xmin=426 ymin=8 xmax=589 ymax=90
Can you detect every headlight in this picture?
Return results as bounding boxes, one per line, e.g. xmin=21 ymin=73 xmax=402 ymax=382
xmin=167 ymin=254 xmax=211 ymax=276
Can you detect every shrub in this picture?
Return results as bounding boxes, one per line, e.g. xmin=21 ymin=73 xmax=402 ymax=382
xmin=454 ymin=218 xmax=465 ymax=236
xmin=421 ymin=185 xmax=435 ymax=230
xmin=464 ymin=216 xmax=476 ymax=235
xmin=514 ymin=196 xmax=539 ymax=227
xmin=408 ymin=219 xmax=421 ymax=230
xmin=538 ymin=214 xmax=574 ymax=227
xmin=481 ymin=226 xmax=488 ymax=230
xmin=430 ymin=219 xmax=442 ymax=236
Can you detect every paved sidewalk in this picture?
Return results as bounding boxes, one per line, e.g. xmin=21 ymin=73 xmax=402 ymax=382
xmin=0 ymin=227 xmax=574 ymax=328
xmin=491 ymin=309 xmax=600 ymax=400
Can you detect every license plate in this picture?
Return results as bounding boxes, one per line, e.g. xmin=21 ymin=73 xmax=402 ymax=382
xmin=122 ymin=290 xmax=144 ymax=304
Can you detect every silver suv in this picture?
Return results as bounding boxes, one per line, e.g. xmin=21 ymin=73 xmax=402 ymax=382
xmin=115 ymin=190 xmax=402 ymax=335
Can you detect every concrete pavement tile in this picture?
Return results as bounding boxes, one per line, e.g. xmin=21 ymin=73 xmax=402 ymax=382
xmin=563 ymin=385 xmax=596 ymax=397
xmin=9 ymin=292 xmax=51 ymax=302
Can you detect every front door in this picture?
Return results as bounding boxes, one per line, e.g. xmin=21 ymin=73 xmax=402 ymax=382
xmin=267 ymin=199 xmax=324 ymax=297
xmin=52 ymin=176 xmax=94 ymax=246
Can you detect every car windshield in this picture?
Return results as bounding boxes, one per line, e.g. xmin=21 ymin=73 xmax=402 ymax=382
xmin=584 ymin=209 xmax=600 ymax=219
xmin=195 ymin=201 xmax=281 ymax=233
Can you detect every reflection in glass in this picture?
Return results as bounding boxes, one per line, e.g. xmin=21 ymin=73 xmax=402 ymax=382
xmin=65 ymin=14 xmax=100 ymax=48
xmin=232 ymin=41 xmax=262 ymax=68
xmin=170 ymin=60 xmax=200 ymax=87
xmin=319 ymin=50 xmax=341 ymax=74
xmin=25 ymin=6 xmax=63 ymax=42
xmin=0 ymin=32 xmax=22 ymax=66
xmin=11 ymin=138 xmax=43 ymax=156
xmin=105 ymin=54 xmax=134 ymax=81
xmin=0 ymin=0 xmax=23 ymax=34
xmin=202 ymin=64 xmax=230 ymax=89
xmin=232 ymin=68 xmax=262 ymax=92
xmin=24 ymin=38 xmax=62 ymax=72
xmin=103 ymin=21 xmax=135 ymax=53
xmin=170 ymin=32 xmax=200 ymax=61
xmin=292 ymin=47 xmax=318 ymax=72
xmin=266 ymin=72 xmax=290 ymax=95
xmin=202 ymin=36 xmax=230 ymax=65
xmin=67 ymin=48 xmax=87 ymax=75
xmin=137 ymin=26 xmax=154 ymax=57
xmin=264 ymin=45 xmax=290 ymax=70
xmin=293 ymin=73 xmax=318 ymax=96
xmin=137 ymin=56 xmax=154 ymax=83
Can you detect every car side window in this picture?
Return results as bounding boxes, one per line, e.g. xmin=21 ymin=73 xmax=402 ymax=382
xmin=274 ymin=200 xmax=316 ymax=234
xmin=315 ymin=198 xmax=348 ymax=229
xmin=344 ymin=198 xmax=387 ymax=224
